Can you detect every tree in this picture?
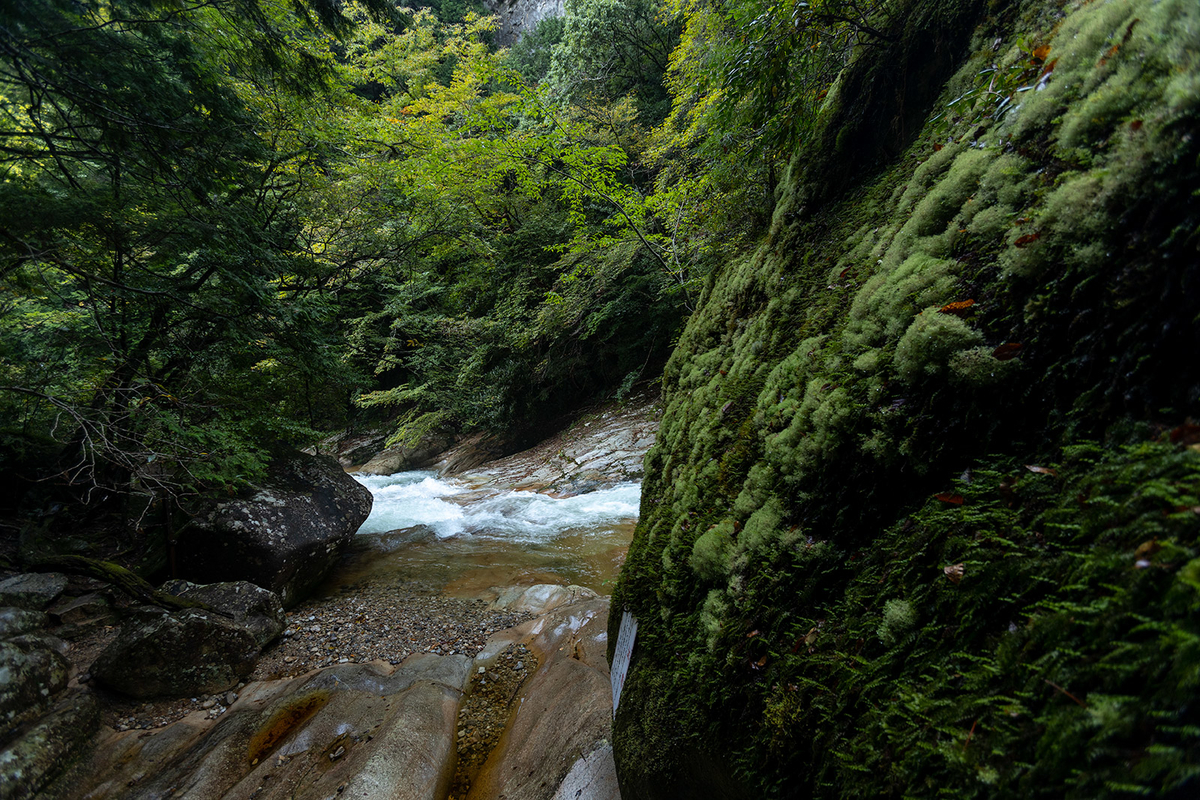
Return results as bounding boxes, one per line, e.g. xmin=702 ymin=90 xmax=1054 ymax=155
xmin=0 ymin=0 xmax=388 ymax=520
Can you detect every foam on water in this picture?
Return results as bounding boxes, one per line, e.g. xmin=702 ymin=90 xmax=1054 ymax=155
xmin=353 ymin=471 xmax=641 ymax=540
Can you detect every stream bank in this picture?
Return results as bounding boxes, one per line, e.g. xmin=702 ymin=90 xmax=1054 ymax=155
xmin=22 ymin=393 xmax=660 ymax=799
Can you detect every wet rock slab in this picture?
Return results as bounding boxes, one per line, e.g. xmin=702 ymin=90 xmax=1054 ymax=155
xmin=466 ymin=595 xmax=615 ymax=800
xmin=52 ymin=654 xmax=471 ymax=800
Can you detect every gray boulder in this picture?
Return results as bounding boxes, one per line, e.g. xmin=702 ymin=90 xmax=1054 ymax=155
xmin=176 ymin=450 xmax=372 ymax=607
xmin=0 ymin=607 xmax=49 ymax=639
xmin=159 ymin=579 xmax=285 ymax=648
xmin=0 ymin=572 xmax=67 ymax=610
xmin=0 ymin=635 xmax=70 ymax=729
xmin=91 ymin=607 xmax=259 ymax=698
xmin=0 ymin=691 xmax=98 ymax=800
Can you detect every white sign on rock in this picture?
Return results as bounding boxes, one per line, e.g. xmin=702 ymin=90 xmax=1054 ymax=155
xmin=611 ymin=610 xmax=638 ymax=718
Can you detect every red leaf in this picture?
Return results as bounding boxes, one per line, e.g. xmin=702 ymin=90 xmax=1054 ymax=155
xmin=939 ymin=299 xmax=976 ymax=316
xmin=1014 ymin=232 xmax=1042 ymax=247
xmin=1168 ymin=424 xmax=1200 ymax=445
xmin=1130 ymin=119 xmax=1144 ymax=131
xmin=993 ymin=343 xmax=1024 ymax=361
xmin=935 ymin=493 xmax=965 ymax=505
xmin=1031 ymin=44 xmax=1051 ymax=62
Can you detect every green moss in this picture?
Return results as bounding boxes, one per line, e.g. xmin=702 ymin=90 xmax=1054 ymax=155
xmin=893 ymin=307 xmax=986 ymax=382
xmin=877 ymin=598 xmax=916 ymax=646
xmin=690 ymin=519 xmax=735 ymax=581
xmin=612 ymin=0 xmax=1200 ymax=795
xmin=844 ymin=254 xmax=959 ymax=352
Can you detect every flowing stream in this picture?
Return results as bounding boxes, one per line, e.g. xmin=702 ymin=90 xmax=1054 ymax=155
xmin=317 ymin=471 xmax=641 ymax=597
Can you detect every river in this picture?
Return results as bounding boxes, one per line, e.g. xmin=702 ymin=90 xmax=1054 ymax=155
xmin=316 ymin=471 xmax=642 ymax=597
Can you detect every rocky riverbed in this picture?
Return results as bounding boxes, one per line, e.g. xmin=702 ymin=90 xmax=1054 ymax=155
xmin=2 ymin=392 xmax=659 ymax=799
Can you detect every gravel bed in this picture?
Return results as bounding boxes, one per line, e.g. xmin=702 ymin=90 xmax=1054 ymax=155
xmin=449 ymin=642 xmax=538 ymax=800
xmin=69 ymin=580 xmax=533 ymax=733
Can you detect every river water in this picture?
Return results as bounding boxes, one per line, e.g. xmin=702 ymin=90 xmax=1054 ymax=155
xmin=318 ymin=471 xmax=641 ymax=597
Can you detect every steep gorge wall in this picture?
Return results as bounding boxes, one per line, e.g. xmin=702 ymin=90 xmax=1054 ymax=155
xmin=611 ymin=0 xmax=1200 ymax=797
xmin=484 ymin=0 xmax=563 ymax=46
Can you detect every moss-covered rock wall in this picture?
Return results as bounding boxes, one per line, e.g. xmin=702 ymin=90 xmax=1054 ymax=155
xmin=610 ymin=0 xmax=1200 ymax=796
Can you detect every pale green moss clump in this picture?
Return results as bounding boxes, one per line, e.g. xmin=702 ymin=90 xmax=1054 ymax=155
xmin=844 ymin=254 xmax=959 ymax=352
xmin=877 ymin=598 xmax=916 ymax=646
xmin=690 ymin=520 xmax=735 ymax=581
xmin=893 ymin=308 xmax=985 ymax=382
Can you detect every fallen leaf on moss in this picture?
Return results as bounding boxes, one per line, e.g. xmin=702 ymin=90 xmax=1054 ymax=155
xmin=1134 ymin=540 xmax=1162 ymax=559
xmin=935 ymin=493 xmax=964 ymax=504
xmin=1031 ymin=44 xmax=1051 ymax=61
xmin=756 ymin=655 xmax=768 ymax=668
xmin=1168 ymin=424 xmax=1200 ymax=445
xmin=939 ymin=299 xmax=976 ymax=316
xmin=993 ymin=343 xmax=1024 ymax=360
xmin=1024 ymin=465 xmax=1058 ymax=476
xmin=1014 ymin=232 xmax=1041 ymax=247
xmin=944 ymin=563 xmax=965 ymax=583
xmin=1130 ymin=119 xmax=1144 ymax=131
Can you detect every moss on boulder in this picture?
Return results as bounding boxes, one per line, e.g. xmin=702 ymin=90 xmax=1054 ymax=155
xmin=611 ymin=0 xmax=1200 ymax=796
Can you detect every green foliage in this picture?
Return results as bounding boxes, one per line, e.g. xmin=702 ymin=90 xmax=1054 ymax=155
xmin=612 ymin=0 xmax=1200 ymax=794
xmin=0 ymin=0 xmax=382 ymax=510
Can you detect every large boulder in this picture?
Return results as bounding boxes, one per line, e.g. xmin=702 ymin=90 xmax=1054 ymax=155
xmin=0 ymin=691 xmax=98 ymax=800
xmin=91 ymin=607 xmax=260 ymax=698
xmin=0 ymin=634 xmax=69 ymax=729
xmin=0 ymin=572 xmax=67 ymax=610
xmin=159 ymin=579 xmax=285 ymax=649
xmin=176 ymin=450 xmax=372 ymax=607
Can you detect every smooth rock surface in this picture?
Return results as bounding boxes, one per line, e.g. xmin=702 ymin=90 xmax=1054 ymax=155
xmin=160 ymin=579 xmax=285 ymax=649
xmin=46 ymin=593 xmax=110 ymax=627
xmin=468 ymin=598 xmax=614 ymax=800
xmin=91 ymin=607 xmax=260 ymax=698
xmin=459 ymin=393 xmax=659 ymax=494
xmin=0 ymin=572 xmax=68 ymax=610
xmin=488 ymin=583 xmax=600 ymax=616
xmin=53 ymin=654 xmax=471 ymax=800
xmin=552 ymin=743 xmax=622 ymax=800
xmin=176 ymin=450 xmax=373 ymax=607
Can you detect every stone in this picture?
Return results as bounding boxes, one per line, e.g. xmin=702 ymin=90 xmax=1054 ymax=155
xmin=175 ymin=450 xmax=373 ymax=607
xmin=488 ymin=584 xmax=599 ymax=616
xmin=58 ymin=655 xmax=470 ymax=799
xmin=0 ymin=636 xmax=70 ymax=729
xmin=483 ymin=0 xmax=564 ymax=47
xmin=0 ymin=606 xmax=49 ymax=638
xmin=47 ymin=593 xmax=111 ymax=626
xmin=468 ymin=598 xmax=614 ymax=800
xmin=358 ymin=429 xmax=453 ymax=476
xmin=0 ymin=691 xmax=99 ymax=800
xmin=0 ymin=572 xmax=68 ymax=610
xmin=551 ymin=743 xmax=621 ymax=800
xmin=159 ymin=579 xmax=285 ymax=648
xmin=91 ymin=607 xmax=260 ymax=698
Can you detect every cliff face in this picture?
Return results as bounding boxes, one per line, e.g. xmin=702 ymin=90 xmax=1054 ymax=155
xmin=610 ymin=0 xmax=1200 ymax=797
xmin=484 ymin=0 xmax=564 ymax=46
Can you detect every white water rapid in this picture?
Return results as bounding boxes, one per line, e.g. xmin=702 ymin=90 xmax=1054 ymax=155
xmin=352 ymin=471 xmax=642 ymax=541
